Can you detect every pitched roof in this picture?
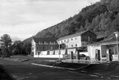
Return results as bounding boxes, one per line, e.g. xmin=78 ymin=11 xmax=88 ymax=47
xmin=33 ymin=37 xmax=57 ymax=43
xmin=57 ymin=30 xmax=89 ymax=41
xmin=97 ymin=33 xmax=107 ymax=39
xmin=88 ymin=40 xmax=119 ymax=46
xmin=88 ymin=35 xmax=119 ymax=46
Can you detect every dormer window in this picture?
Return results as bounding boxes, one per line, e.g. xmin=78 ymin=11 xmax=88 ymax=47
xmin=49 ymin=42 xmax=52 ymax=45
xmin=53 ymin=42 xmax=56 ymax=45
xmin=44 ymin=42 xmax=48 ymax=45
xmin=39 ymin=42 xmax=43 ymax=45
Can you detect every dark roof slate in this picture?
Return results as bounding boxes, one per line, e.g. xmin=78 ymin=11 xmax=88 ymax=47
xmin=33 ymin=37 xmax=57 ymax=43
xmin=88 ymin=33 xmax=119 ymax=46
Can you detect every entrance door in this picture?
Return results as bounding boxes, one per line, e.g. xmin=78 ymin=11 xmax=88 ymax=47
xmin=95 ymin=49 xmax=101 ymax=61
xmin=109 ymin=49 xmax=113 ymax=61
xmin=77 ymin=51 xmax=80 ymax=60
xmin=71 ymin=51 xmax=73 ymax=60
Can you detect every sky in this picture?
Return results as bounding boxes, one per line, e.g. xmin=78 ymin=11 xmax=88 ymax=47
xmin=0 ymin=0 xmax=100 ymax=41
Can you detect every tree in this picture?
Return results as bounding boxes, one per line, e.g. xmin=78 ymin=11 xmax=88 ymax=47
xmin=12 ymin=40 xmax=23 ymax=55
xmin=101 ymin=0 xmax=111 ymax=4
xmin=1 ymin=34 xmax=12 ymax=57
xmin=108 ymin=0 xmax=119 ymax=12
xmin=1 ymin=34 xmax=12 ymax=48
xmin=22 ymin=42 xmax=31 ymax=55
xmin=110 ymin=16 xmax=119 ymax=32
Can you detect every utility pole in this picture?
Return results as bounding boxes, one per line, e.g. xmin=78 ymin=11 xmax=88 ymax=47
xmin=114 ymin=32 xmax=119 ymax=60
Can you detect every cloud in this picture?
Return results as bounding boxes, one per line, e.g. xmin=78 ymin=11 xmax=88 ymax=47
xmin=0 ymin=21 xmax=60 ymax=40
xmin=0 ymin=0 xmax=100 ymax=25
xmin=0 ymin=0 xmax=100 ymax=40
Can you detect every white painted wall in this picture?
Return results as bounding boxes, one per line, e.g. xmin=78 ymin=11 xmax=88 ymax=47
xmin=36 ymin=55 xmax=63 ymax=58
xmin=60 ymin=49 xmax=66 ymax=55
xmin=49 ymin=50 xmax=54 ymax=55
xmin=67 ymin=48 xmax=76 ymax=54
xmin=31 ymin=39 xmax=37 ymax=57
xmin=88 ymin=45 xmax=101 ymax=61
xmin=40 ymin=51 xmax=47 ymax=55
xmin=57 ymin=36 xmax=82 ymax=48
xmin=55 ymin=50 xmax=59 ymax=55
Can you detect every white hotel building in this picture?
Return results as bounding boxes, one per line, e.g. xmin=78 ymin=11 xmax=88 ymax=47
xmin=57 ymin=30 xmax=97 ymax=60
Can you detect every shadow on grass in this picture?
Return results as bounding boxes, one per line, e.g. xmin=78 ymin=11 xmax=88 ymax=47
xmin=0 ymin=65 xmax=16 ymax=80
xmin=53 ymin=62 xmax=89 ymax=69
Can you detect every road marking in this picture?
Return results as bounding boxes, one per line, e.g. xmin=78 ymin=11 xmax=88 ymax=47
xmin=89 ymin=74 xmax=98 ymax=77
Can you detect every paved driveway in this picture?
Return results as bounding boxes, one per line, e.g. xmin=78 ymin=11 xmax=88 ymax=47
xmin=0 ymin=59 xmax=100 ymax=80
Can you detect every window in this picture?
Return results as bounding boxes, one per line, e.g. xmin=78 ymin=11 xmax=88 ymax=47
xmin=45 ymin=46 xmax=47 ymax=50
xmin=44 ymin=42 xmax=48 ymax=45
xmin=39 ymin=42 xmax=43 ymax=45
xmin=75 ymin=44 xmax=77 ymax=47
xmin=75 ymin=38 xmax=77 ymax=40
xmin=71 ymin=38 xmax=73 ymax=40
xmin=53 ymin=51 xmax=55 ymax=55
xmin=35 ymin=52 xmax=37 ymax=55
xmin=38 ymin=52 xmax=41 ymax=55
xmin=64 ymin=40 xmax=66 ymax=42
xmin=40 ymin=42 xmax=43 ymax=45
xmin=37 ymin=47 xmax=39 ymax=50
xmin=67 ymin=39 xmax=69 ymax=42
xmin=71 ymin=45 xmax=73 ymax=47
xmin=49 ymin=42 xmax=52 ymax=45
xmin=51 ymin=46 xmax=53 ymax=50
xmin=43 ymin=47 xmax=45 ymax=51
xmin=47 ymin=51 xmax=50 ymax=55
xmin=53 ymin=42 xmax=56 ymax=45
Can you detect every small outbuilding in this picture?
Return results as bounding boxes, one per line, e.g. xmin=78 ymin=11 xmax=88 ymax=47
xmin=88 ymin=36 xmax=119 ymax=62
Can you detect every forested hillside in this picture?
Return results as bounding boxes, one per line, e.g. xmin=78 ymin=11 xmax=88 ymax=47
xmin=24 ymin=0 xmax=119 ymax=42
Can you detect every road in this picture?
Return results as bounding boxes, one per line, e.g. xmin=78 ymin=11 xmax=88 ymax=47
xmin=0 ymin=59 xmax=100 ymax=80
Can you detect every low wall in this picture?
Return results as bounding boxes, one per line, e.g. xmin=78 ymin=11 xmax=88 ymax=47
xmin=34 ymin=49 xmax=90 ymax=59
xmin=34 ymin=49 xmax=66 ymax=58
xmin=34 ymin=55 xmax=63 ymax=58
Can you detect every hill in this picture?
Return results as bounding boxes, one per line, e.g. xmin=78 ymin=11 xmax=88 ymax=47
xmin=24 ymin=0 xmax=119 ymax=43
